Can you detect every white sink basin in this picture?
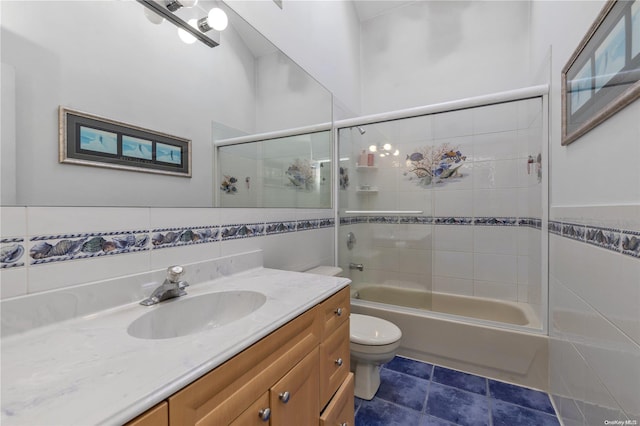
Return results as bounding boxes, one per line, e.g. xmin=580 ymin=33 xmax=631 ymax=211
xmin=127 ymin=290 xmax=267 ymax=339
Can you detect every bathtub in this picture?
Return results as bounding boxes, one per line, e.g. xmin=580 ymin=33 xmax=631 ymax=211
xmin=350 ymin=285 xmax=549 ymax=391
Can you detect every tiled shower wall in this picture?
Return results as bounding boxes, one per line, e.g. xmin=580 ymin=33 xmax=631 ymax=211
xmin=338 ymin=97 xmax=545 ymax=317
xmin=0 ymin=206 xmax=334 ymax=299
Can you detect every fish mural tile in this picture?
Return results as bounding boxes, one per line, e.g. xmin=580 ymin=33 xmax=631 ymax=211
xmin=220 ymin=223 xmax=265 ymax=240
xmin=404 ymin=143 xmax=468 ymax=187
xmin=318 ymin=218 xmax=334 ymax=228
xmin=29 ymin=231 xmax=150 ymax=265
xmin=585 ymin=226 xmax=621 ymax=253
xmin=265 ymin=221 xmax=297 ymax=235
xmin=220 ymin=175 xmax=238 ymax=194
xmin=151 ymin=226 xmax=219 ymax=249
xmin=1 ymin=239 xmax=25 ymax=269
xmin=621 ymin=231 xmax=640 ymax=258
xmin=340 ymin=217 xmax=353 ymax=225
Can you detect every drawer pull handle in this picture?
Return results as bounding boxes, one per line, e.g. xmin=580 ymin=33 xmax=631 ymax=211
xmin=335 ymin=358 xmax=343 ymax=367
xmin=335 ymin=307 xmax=343 ymax=316
xmin=258 ymin=408 xmax=271 ymax=421
xmin=279 ymin=391 xmax=291 ymax=403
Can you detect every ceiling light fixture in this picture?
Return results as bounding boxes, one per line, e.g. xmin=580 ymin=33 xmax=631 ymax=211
xmin=137 ymin=0 xmax=227 ymax=48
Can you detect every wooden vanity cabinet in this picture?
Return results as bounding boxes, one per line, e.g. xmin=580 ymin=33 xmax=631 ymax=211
xmin=125 ymin=402 xmax=168 ymax=426
xmin=126 ymin=286 xmax=352 ymax=426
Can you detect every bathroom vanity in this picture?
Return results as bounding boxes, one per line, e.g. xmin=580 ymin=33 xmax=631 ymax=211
xmin=1 ymin=255 xmax=352 ymax=425
xmin=128 ymin=286 xmax=353 ymax=426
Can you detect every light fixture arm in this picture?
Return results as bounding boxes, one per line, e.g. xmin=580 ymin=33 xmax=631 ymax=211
xmin=137 ymin=0 xmax=220 ymax=48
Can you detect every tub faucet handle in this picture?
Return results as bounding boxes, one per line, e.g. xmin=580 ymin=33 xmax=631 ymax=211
xmin=349 ymin=262 xmax=364 ymax=271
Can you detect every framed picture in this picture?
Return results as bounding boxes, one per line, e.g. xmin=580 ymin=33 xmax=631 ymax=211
xmin=561 ymin=0 xmax=640 ymax=145
xmin=59 ymin=107 xmax=191 ymax=177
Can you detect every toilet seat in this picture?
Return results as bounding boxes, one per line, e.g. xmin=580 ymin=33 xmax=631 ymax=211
xmin=350 ymin=313 xmax=402 ymax=345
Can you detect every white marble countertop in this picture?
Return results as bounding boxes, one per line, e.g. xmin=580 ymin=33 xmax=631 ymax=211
xmin=1 ymin=267 xmax=350 ymax=425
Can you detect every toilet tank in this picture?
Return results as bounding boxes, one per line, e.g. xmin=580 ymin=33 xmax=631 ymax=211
xmin=305 ymin=266 xmax=343 ymax=277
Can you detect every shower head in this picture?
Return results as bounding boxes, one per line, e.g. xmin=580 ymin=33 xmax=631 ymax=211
xmin=356 ymin=126 xmax=366 ymax=135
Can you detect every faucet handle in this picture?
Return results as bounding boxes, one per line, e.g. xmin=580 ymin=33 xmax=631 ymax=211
xmin=167 ymin=265 xmax=184 ymax=283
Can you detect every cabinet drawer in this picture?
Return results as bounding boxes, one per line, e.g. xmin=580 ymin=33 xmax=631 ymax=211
xmin=125 ymin=402 xmax=168 ymax=426
xmin=320 ymin=286 xmax=350 ymax=339
xmin=320 ymin=320 xmax=350 ymax=408
xmin=320 ymin=373 xmax=354 ymax=426
xmin=230 ymin=392 xmax=269 ymax=426
xmin=270 ymin=348 xmax=319 ymax=426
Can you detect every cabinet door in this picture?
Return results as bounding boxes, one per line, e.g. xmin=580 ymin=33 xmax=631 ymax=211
xmin=230 ymin=392 xmax=271 ymax=426
xmin=320 ymin=320 xmax=350 ymax=407
xmin=320 ymin=287 xmax=350 ymax=340
xmin=319 ymin=373 xmax=354 ymax=426
xmin=125 ymin=402 xmax=168 ymax=426
xmin=269 ymin=348 xmax=319 ymax=426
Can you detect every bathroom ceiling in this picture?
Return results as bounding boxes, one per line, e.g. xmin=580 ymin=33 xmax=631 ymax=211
xmin=352 ymin=0 xmax=418 ymax=22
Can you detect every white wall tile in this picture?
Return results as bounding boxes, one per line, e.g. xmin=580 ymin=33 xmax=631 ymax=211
xmin=1 ymin=206 xmax=27 ymax=236
xmin=27 ymin=207 xmax=150 ymax=236
xmin=434 ymin=251 xmax=473 ymax=279
xmin=473 ymin=160 xmax=519 ymax=189
xmin=473 ymin=189 xmax=519 ymax=217
xmin=473 ymin=226 xmax=517 ymax=255
xmin=434 ymin=190 xmax=473 ymax=217
xmin=433 ymin=275 xmax=473 ymax=296
xmin=473 ymin=102 xmax=519 ymax=134
xmin=473 ymin=131 xmax=521 ymax=161
xmin=433 ymin=225 xmax=473 ymax=252
xmin=27 ymin=251 xmax=150 ymax=294
xmin=0 ymin=267 xmax=27 ymax=299
xmin=397 ymin=248 xmax=432 ymax=275
xmin=433 ymin=109 xmax=474 ymax=139
xmin=150 ymin=242 xmax=222 ymax=270
xmin=474 ymin=253 xmax=517 ymax=283
xmin=149 ymin=208 xmax=220 ymax=229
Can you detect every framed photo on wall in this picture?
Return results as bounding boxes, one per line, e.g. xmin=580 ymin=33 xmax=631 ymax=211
xmin=561 ymin=0 xmax=640 ymax=145
xmin=59 ymin=107 xmax=192 ymax=177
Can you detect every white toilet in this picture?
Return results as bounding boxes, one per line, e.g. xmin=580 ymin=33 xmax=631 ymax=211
xmin=305 ymin=266 xmax=402 ymax=400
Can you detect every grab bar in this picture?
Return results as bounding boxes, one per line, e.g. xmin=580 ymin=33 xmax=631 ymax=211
xmin=344 ymin=210 xmax=423 ymax=215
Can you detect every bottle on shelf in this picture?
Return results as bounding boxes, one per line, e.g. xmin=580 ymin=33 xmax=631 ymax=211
xmin=358 ymin=150 xmax=367 ymax=166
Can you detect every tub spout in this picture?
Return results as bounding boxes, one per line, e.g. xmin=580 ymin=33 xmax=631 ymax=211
xmin=349 ymin=263 xmax=364 ymax=271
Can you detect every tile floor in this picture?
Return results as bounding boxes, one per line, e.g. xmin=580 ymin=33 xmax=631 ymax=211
xmin=354 ymin=356 xmax=560 ymax=426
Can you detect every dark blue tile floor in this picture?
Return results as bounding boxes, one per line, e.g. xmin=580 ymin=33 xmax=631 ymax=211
xmin=355 ymin=356 xmax=560 ymax=426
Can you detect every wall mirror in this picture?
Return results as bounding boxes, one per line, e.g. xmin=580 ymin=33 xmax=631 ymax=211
xmin=216 ymin=129 xmax=332 ymax=208
xmin=1 ymin=0 xmax=332 ymax=208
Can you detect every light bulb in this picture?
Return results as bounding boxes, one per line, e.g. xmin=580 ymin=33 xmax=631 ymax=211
xmin=144 ymin=7 xmax=165 ymax=24
xmin=393 ymin=149 xmax=400 ymax=156
xmin=383 ymin=143 xmax=391 ymax=151
xmin=379 ymin=153 xmax=385 ymax=157
xmin=369 ymin=145 xmax=377 ymax=152
xmin=178 ymin=19 xmax=198 ymax=44
xmin=207 ymin=8 xmax=228 ymax=31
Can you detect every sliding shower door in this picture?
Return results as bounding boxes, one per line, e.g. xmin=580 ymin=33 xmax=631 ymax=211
xmin=337 ymin=97 xmax=546 ymax=329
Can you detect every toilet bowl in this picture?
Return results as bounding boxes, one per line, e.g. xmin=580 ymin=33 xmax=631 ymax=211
xmin=350 ymin=313 xmax=402 ymax=400
xmin=305 ymin=266 xmax=402 ymax=400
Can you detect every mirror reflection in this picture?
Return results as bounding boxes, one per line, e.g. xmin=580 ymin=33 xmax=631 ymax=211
xmin=216 ymin=130 xmax=332 ymax=208
xmin=0 ymin=0 xmax=332 ymax=207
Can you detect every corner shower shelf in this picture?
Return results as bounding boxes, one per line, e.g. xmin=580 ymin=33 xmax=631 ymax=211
xmin=356 ymin=165 xmax=378 ymax=170
xmin=356 ymin=186 xmax=378 ymax=193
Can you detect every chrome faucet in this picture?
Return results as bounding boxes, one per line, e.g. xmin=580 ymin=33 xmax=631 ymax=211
xmin=140 ymin=265 xmax=189 ymax=306
xmin=349 ymin=262 xmax=364 ymax=271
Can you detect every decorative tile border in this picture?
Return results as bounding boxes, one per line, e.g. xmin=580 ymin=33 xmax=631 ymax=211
xmin=296 ymin=219 xmax=319 ymax=231
xmin=220 ymin=223 xmax=265 ymax=240
xmin=265 ymin=221 xmax=297 ymax=235
xmin=151 ymin=226 xmax=219 ymax=249
xmin=1 ymin=239 xmax=25 ymax=269
xmin=29 ymin=231 xmax=150 ymax=265
xmin=549 ymin=220 xmax=640 ymax=260
xmin=474 ymin=217 xmax=518 ymax=226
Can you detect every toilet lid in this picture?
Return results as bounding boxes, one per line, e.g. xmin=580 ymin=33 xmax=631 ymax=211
xmin=350 ymin=314 xmax=402 ymax=345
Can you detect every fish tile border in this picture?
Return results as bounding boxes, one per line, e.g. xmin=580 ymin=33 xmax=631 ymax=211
xmin=561 ymin=223 xmax=586 ymax=242
xmin=220 ymin=223 xmax=265 ymax=240
xmin=1 ymin=239 xmax=25 ymax=269
xmin=296 ymin=219 xmax=320 ymax=231
xmin=621 ymin=231 xmax=640 ymax=258
xmin=151 ymin=226 xmax=220 ymax=250
xmin=265 ymin=221 xmax=297 ymax=235
xmin=433 ymin=217 xmax=474 ymax=225
xmin=474 ymin=217 xmax=518 ymax=226
xmin=29 ymin=231 xmax=150 ymax=265
xmin=585 ymin=226 xmax=621 ymax=252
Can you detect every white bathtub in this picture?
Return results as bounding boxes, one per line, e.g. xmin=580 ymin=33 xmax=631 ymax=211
xmin=350 ymin=285 xmax=549 ymax=391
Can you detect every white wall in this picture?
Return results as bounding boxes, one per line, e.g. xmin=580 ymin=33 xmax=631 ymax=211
xmin=530 ymin=1 xmax=640 ymax=424
xmin=225 ymin=0 xmax=362 ymax=115
xmin=360 ymin=1 xmax=531 ymax=114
